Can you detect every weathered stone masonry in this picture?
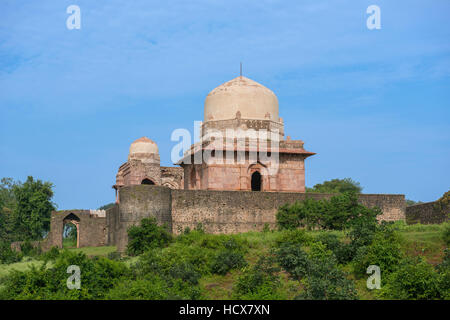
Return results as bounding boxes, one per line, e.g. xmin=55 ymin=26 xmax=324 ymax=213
xmin=46 ymin=210 xmax=108 ymax=249
xmin=405 ymin=201 xmax=449 ymax=225
xmin=106 ymin=185 xmax=405 ymax=252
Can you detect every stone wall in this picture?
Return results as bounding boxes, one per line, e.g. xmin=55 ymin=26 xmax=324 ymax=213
xmin=115 ymin=185 xmax=172 ymax=252
xmin=43 ymin=187 xmax=406 ymax=252
xmin=406 ymin=201 xmax=449 ymax=225
xmin=170 ymin=189 xmax=405 ymax=234
xmin=106 ymin=204 xmax=120 ymax=246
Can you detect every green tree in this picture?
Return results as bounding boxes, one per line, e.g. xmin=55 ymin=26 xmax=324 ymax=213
xmin=306 ymin=178 xmax=362 ymax=194
xmin=0 ymin=178 xmax=19 ymax=242
xmin=98 ymin=202 xmax=115 ymax=210
xmin=127 ymin=217 xmax=172 ymax=255
xmin=405 ymin=199 xmax=423 ymax=206
xmin=10 ymin=176 xmax=55 ymax=241
xmin=276 ymin=192 xmax=381 ymax=231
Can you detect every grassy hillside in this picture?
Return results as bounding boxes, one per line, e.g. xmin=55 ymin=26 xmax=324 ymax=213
xmin=0 ymin=221 xmax=448 ymax=300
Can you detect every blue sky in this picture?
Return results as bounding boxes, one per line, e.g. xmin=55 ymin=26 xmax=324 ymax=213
xmin=0 ymin=0 xmax=449 ymax=209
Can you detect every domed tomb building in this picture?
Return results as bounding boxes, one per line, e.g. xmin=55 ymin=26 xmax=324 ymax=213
xmin=177 ymin=76 xmax=315 ymax=192
xmin=113 ymin=137 xmax=183 ymax=202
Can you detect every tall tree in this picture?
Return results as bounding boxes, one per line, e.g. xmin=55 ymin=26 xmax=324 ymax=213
xmin=10 ymin=176 xmax=56 ymax=240
xmin=306 ymin=178 xmax=362 ymax=194
xmin=0 ymin=178 xmax=18 ymax=242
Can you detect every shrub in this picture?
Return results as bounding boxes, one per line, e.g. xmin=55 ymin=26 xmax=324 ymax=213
xmin=379 ymin=257 xmax=442 ymax=300
xmin=232 ymin=256 xmax=284 ymax=299
xmin=274 ymin=229 xmax=312 ymax=247
xmin=20 ymin=241 xmax=41 ymax=257
xmin=0 ymin=241 xmax=23 ymax=264
xmin=346 ymin=213 xmax=378 ymax=258
xmin=276 ymin=199 xmax=321 ymax=230
xmin=210 ymin=250 xmax=247 ymax=275
xmin=134 ymin=248 xmax=203 ymax=284
xmin=443 ymin=224 xmax=450 ymax=246
xmin=276 ymin=193 xmax=381 ymax=231
xmin=127 ymin=217 xmax=172 ymax=256
xmin=352 ymin=225 xmax=403 ymax=276
xmin=315 ymin=232 xmax=352 ymax=264
xmin=436 ymin=249 xmax=450 ymax=299
xmin=296 ymin=242 xmax=357 ymax=300
xmin=296 ymin=273 xmax=358 ymax=300
xmin=0 ymin=250 xmax=130 ymax=299
xmin=39 ymin=246 xmax=60 ymax=262
xmin=274 ymin=243 xmax=309 ymax=279
xmin=106 ymin=277 xmax=201 ymax=300
xmin=176 ymin=231 xmax=248 ymax=255
xmin=107 ymin=251 xmax=122 ymax=261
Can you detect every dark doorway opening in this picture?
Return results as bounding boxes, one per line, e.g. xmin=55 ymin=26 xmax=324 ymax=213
xmin=141 ymin=178 xmax=155 ymax=185
xmin=251 ymin=171 xmax=262 ymax=191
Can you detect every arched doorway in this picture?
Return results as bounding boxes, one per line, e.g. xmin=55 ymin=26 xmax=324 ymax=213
xmin=63 ymin=213 xmax=80 ymax=248
xmin=141 ymin=178 xmax=155 ymax=185
xmin=251 ymin=171 xmax=262 ymax=191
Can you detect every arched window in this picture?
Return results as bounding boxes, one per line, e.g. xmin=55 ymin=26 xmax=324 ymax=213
xmin=251 ymin=171 xmax=262 ymax=191
xmin=141 ymin=178 xmax=155 ymax=185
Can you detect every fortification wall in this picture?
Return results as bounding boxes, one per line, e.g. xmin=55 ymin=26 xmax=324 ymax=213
xmin=116 ymin=185 xmax=172 ymax=252
xmin=406 ymin=201 xmax=449 ymax=224
xmin=170 ymin=189 xmax=405 ymax=234
xmin=51 ymin=187 xmax=404 ymax=252
xmin=106 ymin=204 xmax=120 ymax=246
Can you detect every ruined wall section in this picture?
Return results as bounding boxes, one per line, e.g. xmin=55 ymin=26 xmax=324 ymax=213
xmin=106 ymin=204 xmax=120 ymax=246
xmin=406 ymin=201 xmax=449 ymax=224
xmin=170 ymin=190 xmax=406 ymax=234
xmin=47 ymin=210 xmax=107 ymax=248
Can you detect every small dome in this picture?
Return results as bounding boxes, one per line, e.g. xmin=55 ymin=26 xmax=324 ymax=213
xmin=204 ymin=76 xmax=279 ymax=122
xmin=129 ymin=137 xmax=159 ymax=159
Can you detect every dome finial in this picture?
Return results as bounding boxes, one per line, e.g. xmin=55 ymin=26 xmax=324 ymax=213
xmin=240 ymin=62 xmax=242 ymax=77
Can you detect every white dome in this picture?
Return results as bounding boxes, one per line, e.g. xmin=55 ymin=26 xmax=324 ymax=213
xmin=204 ymin=76 xmax=279 ymax=122
xmin=129 ymin=137 xmax=159 ymax=158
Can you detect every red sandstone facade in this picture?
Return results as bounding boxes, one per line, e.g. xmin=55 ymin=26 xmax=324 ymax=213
xmin=114 ymin=75 xmax=315 ymax=197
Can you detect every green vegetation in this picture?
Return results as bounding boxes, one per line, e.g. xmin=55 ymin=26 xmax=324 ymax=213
xmin=0 ymin=176 xmax=55 ymax=264
xmin=276 ymin=192 xmax=380 ymax=231
xmin=0 ymin=218 xmax=448 ymax=300
xmin=306 ymin=178 xmax=362 ymax=194
xmin=98 ymin=203 xmax=115 ymax=210
xmin=406 ymin=199 xmax=423 ymax=206
xmin=127 ymin=217 xmax=172 ymax=255
xmin=0 ymin=176 xmax=448 ymax=300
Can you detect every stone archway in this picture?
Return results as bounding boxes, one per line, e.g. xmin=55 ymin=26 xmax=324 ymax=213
xmin=63 ymin=213 xmax=80 ymax=248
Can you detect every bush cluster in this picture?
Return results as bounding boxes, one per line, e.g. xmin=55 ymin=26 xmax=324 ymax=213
xmin=276 ymin=192 xmax=381 ymax=231
xmin=0 ymin=250 xmax=130 ymax=300
xmin=232 ymin=256 xmax=285 ymax=299
xmin=378 ymin=256 xmax=448 ymax=300
xmin=274 ymin=241 xmax=357 ymax=300
xmin=127 ymin=217 xmax=172 ymax=256
xmin=0 ymin=241 xmax=22 ymax=264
